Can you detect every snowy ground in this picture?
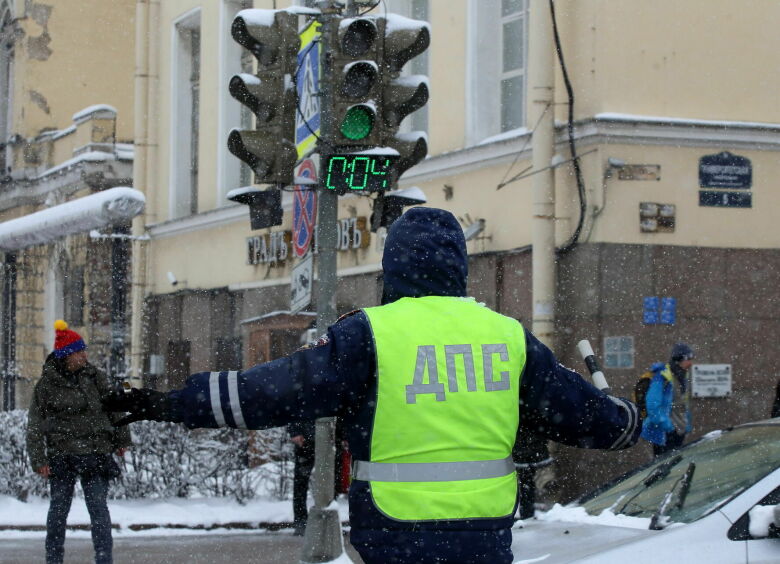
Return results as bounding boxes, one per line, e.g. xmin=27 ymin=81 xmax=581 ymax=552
xmin=0 ymin=494 xmax=350 ymax=539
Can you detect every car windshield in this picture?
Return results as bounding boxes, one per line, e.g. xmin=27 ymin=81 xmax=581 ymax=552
xmin=579 ymin=424 xmax=780 ymax=524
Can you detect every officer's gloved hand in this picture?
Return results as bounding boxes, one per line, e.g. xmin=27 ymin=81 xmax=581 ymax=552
xmin=102 ymin=388 xmax=171 ymax=426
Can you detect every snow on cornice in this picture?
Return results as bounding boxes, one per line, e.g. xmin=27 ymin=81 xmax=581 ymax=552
xmin=72 ymin=104 xmax=117 ymax=123
xmin=595 ymin=113 xmax=780 ymax=131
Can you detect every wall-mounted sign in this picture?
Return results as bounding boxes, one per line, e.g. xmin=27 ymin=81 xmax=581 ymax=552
xmin=692 ymin=364 xmax=732 ymax=398
xmin=618 ymin=164 xmax=661 ymax=181
xmin=643 ymin=296 xmax=676 ymax=325
xmin=699 ymin=190 xmax=752 ymax=208
xmin=699 ymin=151 xmax=752 ymax=189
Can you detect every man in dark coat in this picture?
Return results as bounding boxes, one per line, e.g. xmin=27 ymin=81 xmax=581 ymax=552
xmin=27 ymin=321 xmax=131 ymax=564
xmin=288 ymin=420 xmax=316 ymax=535
xmin=105 ymin=207 xmax=641 ymax=564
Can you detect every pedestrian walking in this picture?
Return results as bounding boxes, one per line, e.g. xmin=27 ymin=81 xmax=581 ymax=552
xmin=640 ymin=343 xmax=694 ymax=458
xmin=105 ymin=207 xmax=641 ymax=564
xmin=288 ymin=420 xmax=315 ymax=535
xmin=27 ymin=320 xmax=131 ymax=564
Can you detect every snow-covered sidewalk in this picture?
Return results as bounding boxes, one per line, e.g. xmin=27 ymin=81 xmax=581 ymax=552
xmin=0 ymin=495 xmax=350 ymax=539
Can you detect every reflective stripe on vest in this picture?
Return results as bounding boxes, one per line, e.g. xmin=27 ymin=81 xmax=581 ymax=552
xmin=362 ymin=296 xmax=526 ymax=522
xmin=352 ymin=456 xmax=515 ymax=482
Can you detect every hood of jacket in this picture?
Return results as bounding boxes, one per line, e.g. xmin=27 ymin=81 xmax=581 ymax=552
xmin=381 ymin=207 xmax=468 ymax=304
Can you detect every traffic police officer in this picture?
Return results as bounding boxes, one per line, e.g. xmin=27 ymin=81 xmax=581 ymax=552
xmin=106 ymin=207 xmax=641 ymax=564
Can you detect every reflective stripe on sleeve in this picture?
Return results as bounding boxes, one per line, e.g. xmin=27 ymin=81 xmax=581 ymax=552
xmin=227 ymin=370 xmax=246 ymax=429
xmin=209 ymin=372 xmax=226 ymax=427
xmin=608 ymin=396 xmax=639 ymax=450
xmin=352 ymin=456 xmax=515 ymax=483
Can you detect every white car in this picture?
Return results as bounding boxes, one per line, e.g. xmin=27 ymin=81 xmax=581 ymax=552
xmin=511 ymin=420 xmax=780 ymax=563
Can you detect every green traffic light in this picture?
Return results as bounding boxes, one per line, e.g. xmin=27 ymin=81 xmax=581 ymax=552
xmin=340 ymin=105 xmax=374 ymax=140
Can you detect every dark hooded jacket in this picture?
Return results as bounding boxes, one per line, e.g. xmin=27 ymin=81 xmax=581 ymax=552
xmin=167 ymin=207 xmax=640 ymax=534
xmin=27 ymin=353 xmax=132 ymax=471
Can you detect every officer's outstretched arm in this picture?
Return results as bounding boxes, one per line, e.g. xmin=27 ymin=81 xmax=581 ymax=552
xmin=520 ymin=329 xmax=642 ymax=450
xmin=104 ymin=316 xmax=374 ymax=429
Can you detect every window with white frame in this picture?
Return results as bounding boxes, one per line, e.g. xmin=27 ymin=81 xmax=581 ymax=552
xmin=218 ymin=0 xmax=252 ymax=205
xmin=468 ymin=0 xmax=527 ymax=144
xmin=0 ymin=2 xmax=14 ymax=174
xmin=170 ymin=10 xmax=201 ymax=219
xmin=604 ymin=336 xmax=635 ymax=369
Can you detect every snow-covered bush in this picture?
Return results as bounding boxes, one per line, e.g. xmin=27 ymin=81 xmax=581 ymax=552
xmin=0 ymin=410 xmax=49 ymax=500
xmin=0 ymin=410 xmax=293 ymax=503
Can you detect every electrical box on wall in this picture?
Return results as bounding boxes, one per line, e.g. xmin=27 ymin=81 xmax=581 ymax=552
xmin=640 ymin=202 xmax=676 ymax=233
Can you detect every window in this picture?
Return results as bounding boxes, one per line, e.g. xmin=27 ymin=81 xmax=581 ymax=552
xmin=218 ymin=1 xmax=252 ymax=205
xmin=500 ymin=0 xmax=526 ymax=132
xmin=63 ymin=265 xmax=84 ymax=326
xmin=170 ymin=10 xmax=201 ymax=219
xmin=467 ymin=0 xmax=527 ymax=144
xmin=603 ymin=336 xmax=634 ymax=369
xmin=0 ymin=2 xmax=14 ymax=174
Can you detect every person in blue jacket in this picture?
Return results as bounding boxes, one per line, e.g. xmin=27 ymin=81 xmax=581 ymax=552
xmin=105 ymin=207 xmax=641 ymax=564
xmin=640 ymin=343 xmax=694 ymax=458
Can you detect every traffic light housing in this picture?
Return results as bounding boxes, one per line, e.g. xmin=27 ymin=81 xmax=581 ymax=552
xmin=377 ymin=14 xmax=430 ymax=181
xmin=326 ymin=13 xmax=430 ymax=189
xmin=228 ymin=9 xmax=300 ymax=186
xmin=329 ymin=17 xmax=383 ymax=149
xmin=227 ymin=187 xmax=284 ymax=230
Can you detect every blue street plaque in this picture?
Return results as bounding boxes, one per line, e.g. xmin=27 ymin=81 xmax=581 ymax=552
xmin=660 ymin=297 xmax=677 ymax=325
xmin=643 ymin=296 xmax=659 ymax=325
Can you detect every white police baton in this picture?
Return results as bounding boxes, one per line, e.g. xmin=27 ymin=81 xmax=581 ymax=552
xmin=576 ymin=339 xmax=612 ymax=395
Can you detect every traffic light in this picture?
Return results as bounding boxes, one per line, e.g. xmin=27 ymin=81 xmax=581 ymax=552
xmin=324 ymin=13 xmax=430 ymax=193
xmin=329 ymin=16 xmax=383 ymax=149
xmin=376 ymin=14 xmax=430 ymax=180
xmin=228 ymin=9 xmax=300 ymax=186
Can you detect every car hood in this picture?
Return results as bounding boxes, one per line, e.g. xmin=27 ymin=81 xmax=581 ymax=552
xmin=511 ymin=520 xmax=657 ymax=564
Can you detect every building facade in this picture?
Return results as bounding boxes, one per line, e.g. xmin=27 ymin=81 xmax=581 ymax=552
xmin=136 ymin=0 xmax=780 ymax=500
xmin=0 ymin=0 xmax=136 ymax=410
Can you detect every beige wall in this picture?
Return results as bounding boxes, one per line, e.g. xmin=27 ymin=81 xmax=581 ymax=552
xmin=144 ymin=1 xmax=780 ymax=297
xmin=555 ymin=0 xmax=780 ymax=123
xmin=12 ymin=0 xmax=135 ymax=140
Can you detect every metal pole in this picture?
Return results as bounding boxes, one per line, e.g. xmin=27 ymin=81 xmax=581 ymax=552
xmin=529 ymin=0 xmax=556 ymax=348
xmin=2 ymin=252 xmax=16 ymax=410
xmin=300 ymin=1 xmax=347 ymax=562
xmin=110 ymin=225 xmax=130 ymax=383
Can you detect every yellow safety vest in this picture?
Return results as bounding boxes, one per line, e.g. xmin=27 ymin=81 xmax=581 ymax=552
xmin=360 ymin=296 xmax=526 ymax=521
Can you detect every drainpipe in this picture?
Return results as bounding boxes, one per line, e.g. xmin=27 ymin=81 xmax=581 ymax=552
xmin=529 ymin=0 xmax=556 ymax=348
xmin=129 ymin=0 xmax=152 ymax=385
xmin=1 ymin=252 xmax=16 ymax=410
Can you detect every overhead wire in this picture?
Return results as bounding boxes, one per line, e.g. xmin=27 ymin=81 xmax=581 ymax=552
xmin=496 ymin=101 xmax=553 ymax=190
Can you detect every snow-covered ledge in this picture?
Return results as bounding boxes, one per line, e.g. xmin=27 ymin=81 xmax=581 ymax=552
xmin=0 ymin=187 xmax=145 ymax=251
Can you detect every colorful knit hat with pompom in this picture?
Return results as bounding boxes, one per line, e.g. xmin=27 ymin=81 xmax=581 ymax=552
xmin=53 ymin=320 xmax=86 ymax=359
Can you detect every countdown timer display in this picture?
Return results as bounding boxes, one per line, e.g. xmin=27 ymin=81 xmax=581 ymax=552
xmin=323 ymin=154 xmax=398 ymax=194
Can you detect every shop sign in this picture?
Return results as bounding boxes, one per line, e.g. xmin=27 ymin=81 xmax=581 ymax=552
xmin=692 ymin=364 xmax=732 ymax=398
xmin=335 ymin=217 xmax=370 ymax=251
xmin=247 ymin=217 xmax=370 ymax=266
xmin=247 ymin=231 xmax=291 ymax=265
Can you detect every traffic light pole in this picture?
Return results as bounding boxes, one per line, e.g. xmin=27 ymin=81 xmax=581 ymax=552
xmin=300 ymin=3 xmax=350 ymax=562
